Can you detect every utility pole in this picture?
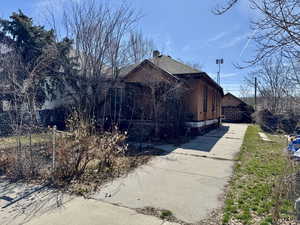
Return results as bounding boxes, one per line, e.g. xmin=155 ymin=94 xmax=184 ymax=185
xmin=254 ymin=77 xmax=257 ymax=111
xmin=216 ymin=58 xmax=224 ymax=85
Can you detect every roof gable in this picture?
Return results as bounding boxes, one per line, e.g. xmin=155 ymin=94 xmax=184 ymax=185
xmin=122 ymin=59 xmax=180 ymax=84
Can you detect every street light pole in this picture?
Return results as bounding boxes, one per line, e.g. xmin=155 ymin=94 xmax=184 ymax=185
xmin=216 ymin=58 xmax=224 ymax=85
xmin=254 ymin=77 xmax=257 ymax=111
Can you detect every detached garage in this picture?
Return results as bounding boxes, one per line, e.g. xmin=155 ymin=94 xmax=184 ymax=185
xmin=222 ymin=93 xmax=254 ymax=123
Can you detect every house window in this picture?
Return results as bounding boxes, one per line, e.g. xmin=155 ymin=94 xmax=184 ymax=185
xmin=107 ymin=87 xmax=123 ymax=121
xmin=203 ymin=86 xmax=208 ymax=112
xmin=212 ymin=92 xmax=215 ymax=112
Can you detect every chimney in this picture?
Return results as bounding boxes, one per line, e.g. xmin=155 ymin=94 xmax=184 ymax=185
xmin=153 ymin=50 xmax=160 ymax=58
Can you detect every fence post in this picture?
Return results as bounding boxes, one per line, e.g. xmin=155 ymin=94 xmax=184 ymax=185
xmin=52 ymin=125 xmax=56 ymax=172
xmin=29 ymin=132 xmax=33 ymax=174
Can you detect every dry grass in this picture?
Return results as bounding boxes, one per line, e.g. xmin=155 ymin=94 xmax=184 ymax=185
xmin=0 ymin=133 xmax=50 ymax=150
xmin=0 ymin=112 xmax=164 ymax=195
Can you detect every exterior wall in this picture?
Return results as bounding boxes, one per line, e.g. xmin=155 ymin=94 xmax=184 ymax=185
xmin=184 ymin=79 xmax=222 ymax=122
xmin=222 ymin=107 xmax=244 ymax=122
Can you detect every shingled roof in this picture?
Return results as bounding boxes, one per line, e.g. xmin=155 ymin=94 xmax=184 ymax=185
xmin=118 ymin=54 xmax=201 ymax=78
xmin=149 ymin=55 xmax=201 ymax=74
xmin=118 ymin=51 xmax=223 ymax=94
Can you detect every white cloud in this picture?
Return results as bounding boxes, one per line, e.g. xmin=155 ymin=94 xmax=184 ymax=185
xmin=220 ymin=32 xmax=250 ymax=48
xmin=239 ymin=29 xmax=257 ymax=57
xmin=208 ymin=31 xmax=227 ymax=43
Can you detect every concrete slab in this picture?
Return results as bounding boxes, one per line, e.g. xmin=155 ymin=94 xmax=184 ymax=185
xmin=0 ymin=180 xmax=177 ymax=225
xmin=0 ymin=180 xmax=73 ymax=225
xmin=94 ymin=154 xmax=234 ymax=223
xmin=259 ymin=132 xmax=272 ymax=142
xmin=94 ymin=123 xmax=248 ymax=223
xmin=157 ymin=123 xmax=248 ymax=160
xmin=25 ymin=198 xmax=179 ymax=225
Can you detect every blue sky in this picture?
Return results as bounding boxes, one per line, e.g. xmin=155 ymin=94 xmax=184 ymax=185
xmin=0 ymin=0 xmax=257 ymax=96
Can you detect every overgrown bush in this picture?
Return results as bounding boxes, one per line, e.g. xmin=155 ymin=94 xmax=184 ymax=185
xmin=53 ymin=112 xmax=128 ymax=184
xmin=253 ymin=110 xmax=298 ymax=134
xmin=252 ymin=109 xmax=278 ymax=133
xmin=0 ymin=152 xmax=11 ymax=175
xmin=278 ymin=114 xmax=297 ymax=134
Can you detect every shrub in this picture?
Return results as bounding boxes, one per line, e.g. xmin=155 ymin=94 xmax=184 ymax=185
xmin=278 ymin=115 xmax=297 ymax=134
xmin=0 ymin=152 xmax=11 ymax=175
xmin=252 ymin=110 xmax=278 ymax=133
xmin=53 ymin=111 xmax=128 ymax=183
xmin=160 ymin=209 xmax=173 ymax=219
xmin=253 ymin=110 xmax=298 ymax=134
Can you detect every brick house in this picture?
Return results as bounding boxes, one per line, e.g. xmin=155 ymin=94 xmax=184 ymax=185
xmin=118 ymin=51 xmax=224 ymax=133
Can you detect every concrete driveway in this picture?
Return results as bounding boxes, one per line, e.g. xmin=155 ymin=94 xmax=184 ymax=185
xmin=0 ymin=123 xmax=247 ymax=225
xmin=93 ymin=123 xmax=248 ymax=223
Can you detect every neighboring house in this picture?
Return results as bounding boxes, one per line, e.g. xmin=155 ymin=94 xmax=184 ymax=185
xmin=222 ymin=93 xmax=254 ymax=123
xmin=118 ymin=51 xmax=224 ymax=133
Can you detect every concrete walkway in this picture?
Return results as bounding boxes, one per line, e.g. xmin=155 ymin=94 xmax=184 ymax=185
xmin=0 ymin=180 xmax=178 ymax=225
xmin=93 ymin=123 xmax=248 ymax=223
xmin=258 ymin=132 xmax=272 ymax=142
xmin=0 ymin=123 xmax=248 ymax=225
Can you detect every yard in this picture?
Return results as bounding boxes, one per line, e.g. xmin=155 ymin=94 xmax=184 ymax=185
xmin=0 ymin=133 xmax=50 ymax=150
xmin=0 ymin=126 xmax=163 ymax=195
xmin=222 ymin=125 xmax=298 ymax=225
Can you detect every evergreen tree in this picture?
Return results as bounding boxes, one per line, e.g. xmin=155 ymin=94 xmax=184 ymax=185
xmin=0 ymin=10 xmax=76 ymax=110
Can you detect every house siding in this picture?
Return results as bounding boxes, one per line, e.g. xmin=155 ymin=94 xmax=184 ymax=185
xmin=184 ymin=79 xmax=222 ymax=122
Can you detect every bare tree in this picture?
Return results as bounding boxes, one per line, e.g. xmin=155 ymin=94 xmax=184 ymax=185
xmin=214 ymin=0 xmax=300 ymax=65
xmin=35 ymin=0 xmax=160 ymax=132
xmin=239 ymin=83 xmax=254 ymax=106
xmin=48 ymin=0 xmax=154 ymax=124
xmin=213 ymin=0 xmax=239 ymax=15
xmin=0 ymin=46 xmax=60 ymax=130
xmin=127 ymin=31 xmax=154 ymax=64
xmin=245 ymin=57 xmax=293 ymax=114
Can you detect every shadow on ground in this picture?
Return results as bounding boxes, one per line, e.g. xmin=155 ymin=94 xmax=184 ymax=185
xmin=0 ymin=179 xmax=72 ymax=225
xmin=151 ymin=125 xmax=230 ymax=154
